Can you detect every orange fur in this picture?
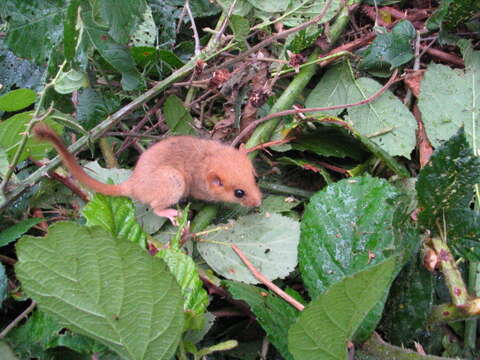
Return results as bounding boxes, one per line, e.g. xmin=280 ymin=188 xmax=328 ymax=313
xmin=33 ymin=124 xmax=262 ymax=216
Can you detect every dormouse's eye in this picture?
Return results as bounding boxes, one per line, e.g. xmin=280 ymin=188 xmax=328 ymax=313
xmin=234 ymin=189 xmax=245 ymax=198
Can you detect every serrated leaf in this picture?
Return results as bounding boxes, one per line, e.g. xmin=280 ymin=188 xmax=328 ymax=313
xmin=0 ymin=89 xmax=36 ymax=112
xmin=418 ymin=43 xmax=480 ymax=150
xmin=4 ymin=0 xmax=66 ymax=65
xmin=380 ymin=257 xmax=433 ymax=346
xmin=54 ymin=68 xmax=89 ymax=94
xmin=129 ymin=6 xmax=156 ymax=47
xmin=286 ymin=26 xmax=321 ymax=53
xmin=246 ymin=0 xmax=289 ymax=13
xmin=163 ymin=95 xmax=196 ymax=135
xmin=82 ymin=193 xmax=148 ymax=249
xmin=299 ymin=175 xmax=400 ymax=297
xmin=15 ymin=222 xmax=184 ymax=360
xmin=426 ymin=0 xmax=480 ymax=31
xmin=360 ymin=21 xmax=416 ymax=75
xmin=155 ymin=249 xmax=208 ymax=325
xmin=197 ymin=213 xmax=299 ymax=284
xmin=416 ymin=128 xmax=480 ymax=228
xmin=229 ymin=15 xmax=250 ymax=45
xmin=288 ymin=259 xmax=396 ymax=360
xmin=226 ymin=281 xmax=298 ymax=360
xmin=0 ymin=112 xmax=63 ymax=163
xmin=0 ymin=263 xmax=6 ymax=307
xmin=0 ymin=218 xmax=43 ymax=248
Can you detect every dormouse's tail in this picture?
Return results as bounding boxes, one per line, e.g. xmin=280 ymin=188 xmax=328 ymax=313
xmin=33 ymin=123 xmax=126 ymax=196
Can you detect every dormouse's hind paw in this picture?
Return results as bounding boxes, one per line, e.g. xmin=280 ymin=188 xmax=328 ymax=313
xmin=154 ymin=208 xmax=179 ymax=226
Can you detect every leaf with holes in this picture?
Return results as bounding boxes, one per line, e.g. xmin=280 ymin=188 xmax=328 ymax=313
xmin=197 ymin=213 xmax=299 ymax=284
xmin=15 ymin=222 xmax=184 ymax=360
xmin=288 ymin=259 xmax=396 ymax=360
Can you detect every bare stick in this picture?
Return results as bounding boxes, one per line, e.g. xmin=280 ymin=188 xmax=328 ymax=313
xmin=0 ymin=300 xmax=37 ymax=339
xmin=232 ymin=69 xmax=398 ymax=146
xmin=185 ymin=0 xmax=201 ymax=56
xmin=231 ymin=244 xmax=304 ymax=311
xmin=204 ymin=0 xmax=335 ymax=75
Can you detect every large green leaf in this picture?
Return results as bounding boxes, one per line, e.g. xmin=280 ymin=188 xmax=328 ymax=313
xmin=15 ymin=222 xmax=184 ymax=360
xmin=197 ymin=213 xmax=300 ymax=284
xmin=82 ymin=193 xmax=148 ymax=249
xmin=299 ymin=175 xmax=399 ymax=297
xmin=0 ymin=112 xmax=63 ymax=163
xmin=359 ymin=21 xmax=416 ymax=75
xmin=418 ymin=43 xmax=480 ymax=150
xmin=4 ymin=0 xmax=66 ymax=64
xmin=226 ymin=281 xmax=299 ymax=360
xmin=305 ymin=61 xmax=416 ymax=158
xmin=288 ymin=259 xmax=396 ymax=360
xmin=156 ymin=249 xmax=209 ymax=329
xmin=444 ymin=209 xmax=480 ymax=261
xmin=416 ymin=128 xmax=480 ymax=229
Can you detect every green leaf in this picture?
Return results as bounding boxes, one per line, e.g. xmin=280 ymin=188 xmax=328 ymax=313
xmin=416 ymin=128 xmax=480 ymax=229
xmin=292 ymin=127 xmax=367 ymax=160
xmin=229 ymin=15 xmax=250 ymax=45
xmin=53 ymin=68 xmax=89 ymax=94
xmin=426 ymin=0 xmax=480 ymax=31
xmin=98 ymin=0 xmax=147 ymax=44
xmin=305 ymin=62 xmax=416 ymax=158
xmin=259 ymin=195 xmax=301 ymax=214
xmin=286 ymin=26 xmax=321 ymax=53
xmin=0 ymin=112 xmax=63 ymax=163
xmin=288 ymin=259 xmax=396 ymax=360
xmin=15 ymin=221 xmax=184 ymax=360
xmin=163 ymin=95 xmax=196 ymax=135
xmin=7 ymin=310 xmax=108 ymax=358
xmin=380 ymin=257 xmax=433 ymax=346
xmin=77 ymin=88 xmax=121 ymax=130
xmin=360 ymin=21 xmax=416 ymax=75
xmin=82 ymin=193 xmax=148 ymax=249
xmin=155 ymin=249 xmax=209 ymax=329
xmin=418 ymin=43 xmax=480 ymax=150
xmin=281 ymin=0 xmax=341 ymax=28
xmin=0 ymin=341 xmax=18 ymax=360
xmin=0 ymin=89 xmax=36 ymax=112
xmin=0 ymin=218 xmax=43 ymax=248
xmin=4 ymin=0 xmax=66 ymax=64
xmin=130 ymin=6 xmax=157 ymax=47
xmin=444 ymin=209 xmax=480 ymax=261
xmin=197 ymin=213 xmax=300 ymax=284
xmin=226 ymin=281 xmax=299 ymax=360
xmin=0 ymin=263 xmax=6 ymax=307
xmin=63 ymin=0 xmax=81 ymax=62
xmin=299 ymin=175 xmax=400 ymax=297
xmin=83 ymin=10 xmax=143 ymax=91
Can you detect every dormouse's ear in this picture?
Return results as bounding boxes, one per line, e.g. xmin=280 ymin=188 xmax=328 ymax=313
xmin=207 ymin=171 xmax=223 ymax=187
